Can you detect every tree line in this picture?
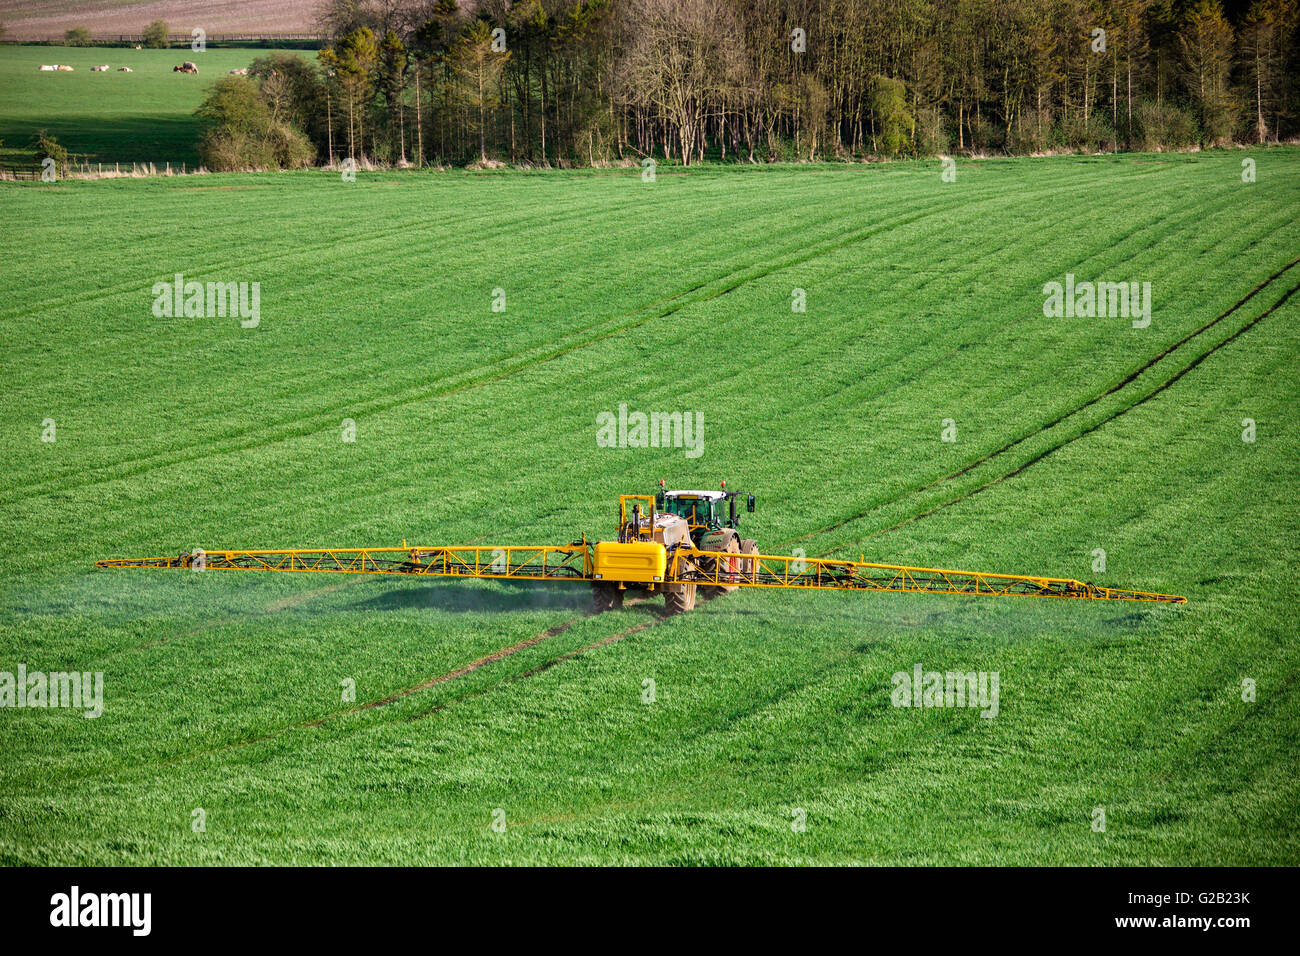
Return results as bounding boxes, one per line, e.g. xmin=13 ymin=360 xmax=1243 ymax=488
xmin=196 ymin=0 xmax=1300 ymax=170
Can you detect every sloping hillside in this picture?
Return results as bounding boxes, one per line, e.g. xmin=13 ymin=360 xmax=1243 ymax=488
xmin=1 ymin=152 xmax=1297 ymax=864
xmin=0 ymin=0 xmax=318 ymax=37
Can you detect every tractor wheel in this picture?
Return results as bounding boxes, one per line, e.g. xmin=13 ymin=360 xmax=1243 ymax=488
xmin=739 ymin=539 xmax=759 ymax=580
xmin=703 ymin=535 xmax=742 ymax=597
xmin=591 ymin=582 xmax=624 ymax=614
xmin=663 ymin=582 xmax=696 ymax=615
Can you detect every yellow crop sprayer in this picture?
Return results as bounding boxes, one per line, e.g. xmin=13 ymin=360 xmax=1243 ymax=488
xmin=97 ymin=482 xmax=1186 ymax=614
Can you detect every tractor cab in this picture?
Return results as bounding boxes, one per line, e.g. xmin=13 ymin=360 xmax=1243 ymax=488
xmin=658 ymin=490 xmax=726 ymax=531
xmin=655 ymin=482 xmax=756 ymax=540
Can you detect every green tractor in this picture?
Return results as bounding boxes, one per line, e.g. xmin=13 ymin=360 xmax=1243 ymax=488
xmin=654 ymin=481 xmax=758 ymax=612
xmin=655 ymin=481 xmax=755 ymax=548
xmin=591 ymin=481 xmax=759 ymax=615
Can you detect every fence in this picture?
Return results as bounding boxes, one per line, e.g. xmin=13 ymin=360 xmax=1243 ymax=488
xmin=0 ymin=161 xmax=199 ymax=180
xmin=0 ymin=164 xmax=43 ymax=181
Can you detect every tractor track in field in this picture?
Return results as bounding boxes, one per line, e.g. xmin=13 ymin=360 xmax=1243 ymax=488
xmin=923 ymin=255 xmax=1300 ymax=489
xmin=7 ymin=167 xmax=1120 ymax=510
xmin=787 ymin=255 xmax=1300 ymax=558
xmin=44 ymin=239 xmax=1288 ymax=783
xmin=781 ymin=185 xmax=1253 ymax=442
xmin=36 ymin=579 xmax=370 ymax=666
xmin=2 ymin=165 xmax=843 ymax=338
xmin=809 ymin=268 xmax=1300 ymax=557
xmin=6 ymin=186 xmax=973 ymax=505
xmin=37 ymin=599 xmax=666 ymax=786
xmin=0 ymin=185 xmax=653 ymax=324
xmin=408 ymin=620 xmax=660 ymax=722
xmin=677 ymin=175 xmax=1230 ymax=499
xmin=27 ymin=163 xmax=1154 ymax=513
xmin=305 ymin=618 xmax=584 ymax=726
xmin=38 ymin=614 xmax=598 ymax=783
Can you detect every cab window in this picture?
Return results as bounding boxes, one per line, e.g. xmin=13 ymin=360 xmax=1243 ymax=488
xmin=670 ymin=498 xmax=711 ymax=526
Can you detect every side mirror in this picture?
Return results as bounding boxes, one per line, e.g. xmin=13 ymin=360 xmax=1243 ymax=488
xmin=655 ymin=490 xmax=665 ymax=509
xmin=747 ymin=494 xmax=756 ymax=512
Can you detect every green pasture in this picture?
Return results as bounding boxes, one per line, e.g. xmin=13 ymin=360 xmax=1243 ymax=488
xmin=0 ymin=45 xmax=298 ymax=167
xmin=0 ymin=151 xmax=1297 ymax=863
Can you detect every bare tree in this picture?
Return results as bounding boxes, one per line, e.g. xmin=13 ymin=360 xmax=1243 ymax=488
xmin=618 ymin=0 xmax=744 ymax=165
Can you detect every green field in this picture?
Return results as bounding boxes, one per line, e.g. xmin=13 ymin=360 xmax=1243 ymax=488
xmin=1 ymin=151 xmax=1298 ymax=865
xmin=0 ymin=45 xmax=295 ymax=166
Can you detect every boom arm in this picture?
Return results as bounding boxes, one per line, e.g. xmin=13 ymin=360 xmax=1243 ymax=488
xmin=97 ymin=542 xmax=1184 ymax=603
xmin=96 ymin=544 xmax=593 ymax=581
xmin=672 ymin=548 xmax=1185 ymax=603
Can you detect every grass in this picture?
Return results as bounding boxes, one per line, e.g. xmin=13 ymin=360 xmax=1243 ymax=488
xmin=0 ymin=45 xmax=298 ymax=167
xmin=0 ymin=150 xmax=1297 ymax=864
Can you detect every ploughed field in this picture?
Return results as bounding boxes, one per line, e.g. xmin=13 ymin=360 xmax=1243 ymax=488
xmin=0 ymin=150 xmax=1297 ymax=864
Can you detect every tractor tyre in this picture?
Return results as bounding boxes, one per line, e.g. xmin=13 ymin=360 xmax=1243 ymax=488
xmin=663 ymin=582 xmax=696 ymax=615
xmin=591 ymin=582 xmax=624 ymax=614
xmin=739 ymin=539 xmax=759 ymax=580
xmin=703 ymin=535 xmax=742 ymax=597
